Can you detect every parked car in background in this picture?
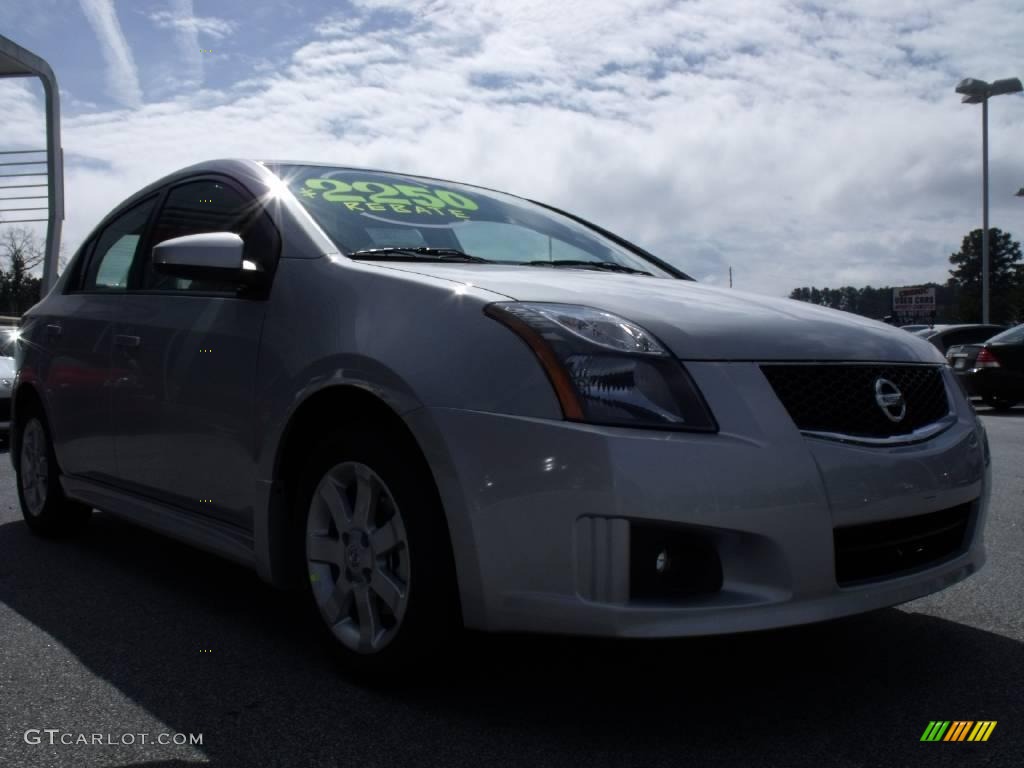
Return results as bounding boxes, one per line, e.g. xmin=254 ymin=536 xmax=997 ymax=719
xmin=948 ymin=323 xmax=1024 ymax=410
xmin=946 ymin=343 xmax=985 ymax=385
xmin=913 ymin=325 xmax=952 ymax=342
xmin=9 ymin=159 xmax=993 ymax=676
xmin=1 ymin=329 xmax=16 ymax=433
xmin=914 ymin=324 xmax=1006 ymax=355
xmin=900 ymin=324 xmax=931 ymax=332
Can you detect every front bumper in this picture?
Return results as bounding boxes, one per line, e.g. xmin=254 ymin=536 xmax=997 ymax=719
xmin=414 ymin=362 xmax=990 ymax=637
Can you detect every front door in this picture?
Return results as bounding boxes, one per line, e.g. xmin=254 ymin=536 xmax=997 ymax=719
xmin=108 ymin=177 xmax=278 ymax=531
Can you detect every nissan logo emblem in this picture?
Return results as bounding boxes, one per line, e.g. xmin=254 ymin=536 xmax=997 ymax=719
xmin=874 ymin=378 xmax=906 ymax=423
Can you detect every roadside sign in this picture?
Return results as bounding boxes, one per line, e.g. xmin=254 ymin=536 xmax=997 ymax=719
xmin=893 ymin=285 xmax=936 ymax=313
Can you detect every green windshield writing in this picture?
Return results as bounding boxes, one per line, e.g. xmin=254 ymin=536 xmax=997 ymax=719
xmin=300 ymin=178 xmax=479 ymax=219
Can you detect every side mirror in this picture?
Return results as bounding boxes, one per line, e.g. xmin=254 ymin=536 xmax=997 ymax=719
xmin=152 ymin=232 xmax=262 ymax=285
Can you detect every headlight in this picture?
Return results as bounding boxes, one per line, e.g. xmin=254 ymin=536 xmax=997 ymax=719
xmin=485 ymin=302 xmax=717 ymax=431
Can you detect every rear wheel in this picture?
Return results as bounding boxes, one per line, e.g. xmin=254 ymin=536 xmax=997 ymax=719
xmin=293 ymin=429 xmax=459 ymax=677
xmin=982 ymin=395 xmax=1018 ymax=411
xmin=16 ymin=411 xmax=92 ymax=537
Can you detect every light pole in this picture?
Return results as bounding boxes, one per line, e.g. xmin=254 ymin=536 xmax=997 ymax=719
xmin=955 ymin=77 xmax=1023 ymax=323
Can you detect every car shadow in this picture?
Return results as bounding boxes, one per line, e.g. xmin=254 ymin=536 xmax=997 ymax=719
xmin=1 ymin=513 xmax=1021 ymax=767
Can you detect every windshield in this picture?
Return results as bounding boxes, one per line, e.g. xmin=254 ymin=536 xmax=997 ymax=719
xmin=268 ymin=164 xmax=676 ymax=277
xmin=987 ymin=323 xmax=1024 ymax=344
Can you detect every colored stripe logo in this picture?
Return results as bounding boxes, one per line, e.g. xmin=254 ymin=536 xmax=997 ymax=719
xmin=920 ymin=721 xmax=997 ymax=742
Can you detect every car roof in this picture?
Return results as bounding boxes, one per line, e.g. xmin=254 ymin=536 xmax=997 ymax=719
xmin=87 ymin=158 xmax=534 ymax=239
xmin=256 ymin=159 xmax=538 ymax=202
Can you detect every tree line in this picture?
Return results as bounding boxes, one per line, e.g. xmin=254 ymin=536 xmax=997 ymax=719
xmin=0 ymin=227 xmax=46 ymax=317
xmin=789 ymin=228 xmax=1024 ymax=325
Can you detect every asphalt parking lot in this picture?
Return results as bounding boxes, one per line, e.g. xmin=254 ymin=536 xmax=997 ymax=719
xmin=0 ymin=408 xmax=1022 ymax=768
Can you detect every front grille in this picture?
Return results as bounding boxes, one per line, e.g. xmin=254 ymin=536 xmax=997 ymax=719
xmin=834 ymin=503 xmax=972 ymax=586
xmin=760 ymin=364 xmax=949 ymax=439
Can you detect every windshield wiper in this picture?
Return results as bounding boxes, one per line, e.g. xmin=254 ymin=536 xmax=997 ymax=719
xmin=520 ymin=259 xmax=652 ymax=276
xmin=348 ymin=247 xmax=491 ymax=263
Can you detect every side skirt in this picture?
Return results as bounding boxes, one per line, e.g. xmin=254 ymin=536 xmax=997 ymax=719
xmin=60 ymin=475 xmax=256 ymax=571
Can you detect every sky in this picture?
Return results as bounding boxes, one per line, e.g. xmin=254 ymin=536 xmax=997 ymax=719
xmin=1 ymin=0 xmax=1022 ymax=297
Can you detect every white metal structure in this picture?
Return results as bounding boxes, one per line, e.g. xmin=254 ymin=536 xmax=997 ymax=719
xmin=0 ymin=34 xmax=63 ymax=294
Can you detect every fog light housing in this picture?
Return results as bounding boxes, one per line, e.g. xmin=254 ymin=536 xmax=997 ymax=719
xmin=630 ymin=523 xmax=723 ymax=602
xmin=655 ymin=549 xmax=670 ymax=575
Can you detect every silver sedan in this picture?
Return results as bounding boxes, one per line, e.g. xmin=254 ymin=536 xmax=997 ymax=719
xmin=10 ymin=160 xmax=990 ymax=676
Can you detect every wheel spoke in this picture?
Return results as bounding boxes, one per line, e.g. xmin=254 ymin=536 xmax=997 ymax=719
xmin=354 ymin=585 xmax=381 ymax=651
xmin=307 ymin=533 xmax=340 ymax=565
xmin=370 ymin=519 xmax=401 ymax=555
xmin=318 ymin=477 xmax=351 ymax=531
xmin=321 ymin=576 xmax=354 ymax=625
xmin=370 ymin=566 xmax=405 ymax=613
xmin=352 ymin=468 xmax=379 ymax=530
xmin=23 ymin=436 xmax=34 ymax=473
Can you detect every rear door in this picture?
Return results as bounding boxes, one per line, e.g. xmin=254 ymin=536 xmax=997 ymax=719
xmin=108 ymin=176 xmax=279 ymax=530
xmin=37 ymin=196 xmax=159 ymax=481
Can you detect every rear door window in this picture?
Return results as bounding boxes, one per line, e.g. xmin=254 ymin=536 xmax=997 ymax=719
xmin=82 ymin=197 xmax=158 ymax=291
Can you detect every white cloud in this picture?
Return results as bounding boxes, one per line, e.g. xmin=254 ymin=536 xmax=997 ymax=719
xmin=14 ymin=1 xmax=1024 ymax=296
xmin=155 ymin=0 xmax=201 ymax=87
xmin=147 ymin=1 xmax=238 ymax=89
xmin=77 ymin=0 xmax=143 ymax=108
xmin=0 ymin=81 xmax=47 ymax=149
xmin=149 ymin=8 xmax=237 ymax=40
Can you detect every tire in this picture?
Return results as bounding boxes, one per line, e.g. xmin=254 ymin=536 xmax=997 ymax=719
xmin=982 ymin=396 xmax=1018 ymax=412
xmin=291 ymin=427 xmax=460 ymax=678
xmin=16 ymin=409 xmax=92 ymax=537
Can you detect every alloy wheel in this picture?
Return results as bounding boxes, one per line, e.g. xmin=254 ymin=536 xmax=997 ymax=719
xmin=306 ymin=462 xmax=411 ymax=654
xmin=20 ymin=418 xmax=49 ymax=517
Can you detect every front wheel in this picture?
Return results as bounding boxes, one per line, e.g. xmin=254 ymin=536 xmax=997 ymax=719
xmin=16 ymin=413 xmax=92 ymax=537
xmin=293 ymin=430 xmax=459 ymax=677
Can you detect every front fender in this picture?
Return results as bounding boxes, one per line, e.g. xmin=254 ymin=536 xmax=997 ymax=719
xmin=249 ymin=255 xmax=561 ymax=595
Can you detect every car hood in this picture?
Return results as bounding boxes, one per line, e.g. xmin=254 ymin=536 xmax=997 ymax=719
xmin=385 ymin=264 xmax=945 ymax=362
xmin=0 ymin=356 xmax=14 ymax=377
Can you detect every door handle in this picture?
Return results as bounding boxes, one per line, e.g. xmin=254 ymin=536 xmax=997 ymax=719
xmin=45 ymin=323 xmax=62 ymax=338
xmin=113 ymin=334 xmax=141 ymax=348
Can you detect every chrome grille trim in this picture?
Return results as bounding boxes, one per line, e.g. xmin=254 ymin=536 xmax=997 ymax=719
xmin=760 ymin=363 xmax=952 ymax=443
